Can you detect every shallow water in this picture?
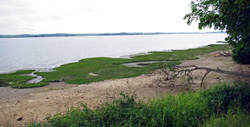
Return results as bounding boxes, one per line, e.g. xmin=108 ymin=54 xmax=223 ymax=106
xmin=0 ymin=34 xmax=227 ymax=73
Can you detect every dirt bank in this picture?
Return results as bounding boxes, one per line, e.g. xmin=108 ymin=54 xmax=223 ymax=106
xmin=0 ymin=52 xmax=249 ymax=127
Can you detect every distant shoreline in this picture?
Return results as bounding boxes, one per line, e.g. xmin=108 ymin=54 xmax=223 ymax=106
xmin=0 ymin=32 xmax=225 ymax=38
xmin=0 ymin=44 xmax=223 ymax=74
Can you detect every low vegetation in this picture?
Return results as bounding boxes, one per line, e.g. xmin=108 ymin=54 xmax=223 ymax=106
xmin=0 ymin=70 xmax=49 ymax=88
xmin=11 ymin=82 xmax=49 ymax=89
xmin=28 ymin=82 xmax=250 ymax=127
xmin=0 ymin=70 xmax=35 ymax=87
xmin=0 ymin=44 xmax=225 ymax=88
xmin=37 ymin=44 xmax=225 ymax=84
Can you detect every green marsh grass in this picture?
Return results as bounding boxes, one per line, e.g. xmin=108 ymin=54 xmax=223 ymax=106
xmin=37 ymin=44 xmax=225 ymax=85
xmin=11 ymin=82 xmax=49 ymax=89
xmin=0 ymin=44 xmax=225 ymax=88
xmin=0 ymin=70 xmax=50 ymax=88
xmin=0 ymin=70 xmax=35 ymax=87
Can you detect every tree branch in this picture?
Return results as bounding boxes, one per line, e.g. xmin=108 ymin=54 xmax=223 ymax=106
xmin=174 ymin=65 xmax=250 ymax=88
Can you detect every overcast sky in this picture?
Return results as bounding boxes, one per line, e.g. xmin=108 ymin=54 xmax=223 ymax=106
xmin=0 ymin=0 xmax=216 ymax=35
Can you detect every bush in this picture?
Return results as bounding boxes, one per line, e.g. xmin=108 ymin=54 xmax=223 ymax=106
xmin=233 ymin=42 xmax=250 ymax=64
xmin=202 ymin=82 xmax=250 ymax=113
xmin=203 ymin=108 xmax=250 ymax=127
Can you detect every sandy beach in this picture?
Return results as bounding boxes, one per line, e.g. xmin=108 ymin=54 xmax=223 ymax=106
xmin=0 ymin=52 xmax=249 ymax=127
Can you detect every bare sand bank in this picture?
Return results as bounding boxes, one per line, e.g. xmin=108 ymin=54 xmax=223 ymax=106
xmin=0 ymin=52 xmax=249 ymax=127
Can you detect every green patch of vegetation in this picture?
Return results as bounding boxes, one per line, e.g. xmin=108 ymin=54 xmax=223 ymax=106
xmin=12 ymin=70 xmax=35 ymax=75
xmin=0 ymin=44 xmax=225 ymax=88
xmin=37 ymin=44 xmax=224 ymax=84
xmin=28 ymin=82 xmax=250 ymax=127
xmin=0 ymin=70 xmax=35 ymax=87
xmin=0 ymin=70 xmax=49 ymax=88
xmin=203 ymin=108 xmax=250 ymax=127
xmin=131 ymin=44 xmax=224 ymax=61
xmin=11 ymin=82 xmax=49 ymax=89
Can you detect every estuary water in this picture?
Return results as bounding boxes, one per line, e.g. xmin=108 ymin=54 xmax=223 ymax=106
xmin=0 ymin=33 xmax=227 ymax=73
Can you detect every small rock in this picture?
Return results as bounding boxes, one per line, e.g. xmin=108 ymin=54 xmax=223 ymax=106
xmin=46 ymin=97 xmax=49 ymax=99
xmin=164 ymin=77 xmax=169 ymax=81
xmin=148 ymin=84 xmax=153 ymax=88
xmin=17 ymin=117 xmax=23 ymax=121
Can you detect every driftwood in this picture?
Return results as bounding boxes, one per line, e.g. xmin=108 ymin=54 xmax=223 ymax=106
xmin=218 ymin=51 xmax=232 ymax=57
xmin=174 ymin=65 xmax=250 ymax=88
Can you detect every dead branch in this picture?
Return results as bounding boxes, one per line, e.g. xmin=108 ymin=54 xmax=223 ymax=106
xmin=175 ymin=65 xmax=250 ymax=88
xmin=201 ymin=70 xmax=210 ymax=88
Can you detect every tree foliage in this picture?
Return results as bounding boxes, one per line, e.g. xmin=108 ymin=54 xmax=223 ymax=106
xmin=184 ymin=0 xmax=250 ymax=64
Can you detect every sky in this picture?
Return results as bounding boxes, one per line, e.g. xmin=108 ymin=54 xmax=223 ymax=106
xmin=0 ymin=0 xmax=216 ymax=35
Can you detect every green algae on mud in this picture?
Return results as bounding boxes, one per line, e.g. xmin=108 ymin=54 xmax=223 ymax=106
xmin=36 ymin=44 xmax=225 ymax=85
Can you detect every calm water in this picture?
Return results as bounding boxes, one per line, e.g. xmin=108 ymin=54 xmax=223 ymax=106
xmin=0 ymin=34 xmax=226 ymax=73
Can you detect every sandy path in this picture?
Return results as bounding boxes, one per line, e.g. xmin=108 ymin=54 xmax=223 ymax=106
xmin=0 ymin=52 xmax=249 ymax=127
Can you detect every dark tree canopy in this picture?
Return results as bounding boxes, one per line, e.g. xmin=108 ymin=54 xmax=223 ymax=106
xmin=184 ymin=0 xmax=250 ymax=64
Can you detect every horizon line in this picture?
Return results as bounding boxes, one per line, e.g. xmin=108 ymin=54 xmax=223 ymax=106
xmin=0 ymin=31 xmax=226 ymax=38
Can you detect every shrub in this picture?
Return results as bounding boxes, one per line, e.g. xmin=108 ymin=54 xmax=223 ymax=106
xmin=233 ymin=42 xmax=250 ymax=64
xmin=203 ymin=107 xmax=250 ymax=127
xmin=202 ymin=82 xmax=250 ymax=113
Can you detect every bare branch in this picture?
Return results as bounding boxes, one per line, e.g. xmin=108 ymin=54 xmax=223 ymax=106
xmin=175 ymin=65 xmax=250 ymax=79
xmin=201 ymin=70 xmax=210 ymax=88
